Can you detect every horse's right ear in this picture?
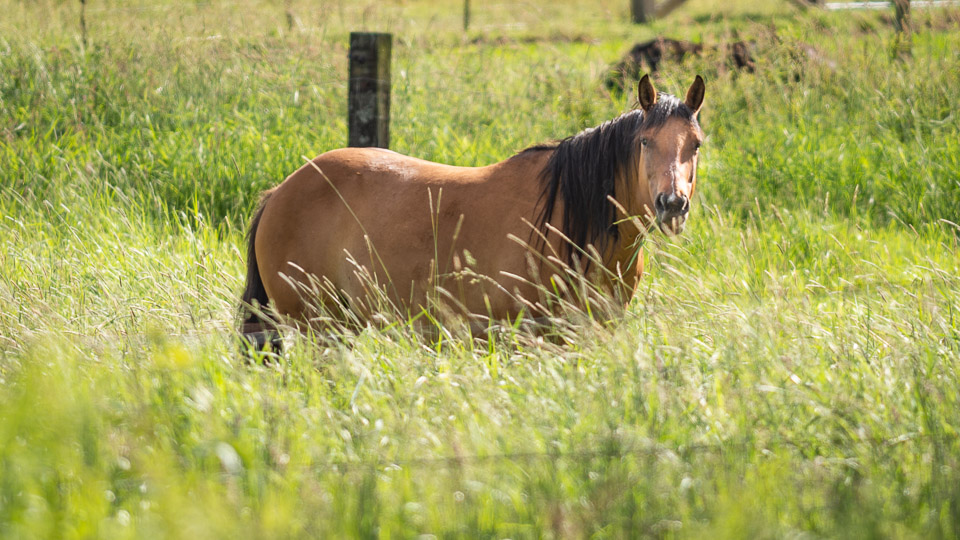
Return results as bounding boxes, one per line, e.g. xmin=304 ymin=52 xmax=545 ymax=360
xmin=638 ymin=74 xmax=657 ymax=112
xmin=684 ymin=75 xmax=705 ymax=114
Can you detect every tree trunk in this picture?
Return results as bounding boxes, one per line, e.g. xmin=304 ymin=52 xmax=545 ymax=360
xmin=630 ymin=0 xmax=656 ymax=23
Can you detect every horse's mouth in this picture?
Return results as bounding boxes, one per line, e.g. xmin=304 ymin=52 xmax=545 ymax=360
xmin=657 ymin=213 xmax=687 ymax=236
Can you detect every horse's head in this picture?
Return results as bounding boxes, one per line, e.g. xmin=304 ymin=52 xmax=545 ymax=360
xmin=633 ymin=74 xmax=705 ymax=236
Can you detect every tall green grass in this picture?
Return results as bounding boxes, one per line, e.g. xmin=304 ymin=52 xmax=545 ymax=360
xmin=2 ymin=1 xmax=959 ymax=537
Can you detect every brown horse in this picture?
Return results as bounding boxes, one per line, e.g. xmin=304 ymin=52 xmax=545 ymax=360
xmin=240 ymin=74 xmax=705 ymax=343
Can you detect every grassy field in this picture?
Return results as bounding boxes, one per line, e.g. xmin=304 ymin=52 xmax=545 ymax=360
xmin=2 ymin=0 xmax=960 ymax=537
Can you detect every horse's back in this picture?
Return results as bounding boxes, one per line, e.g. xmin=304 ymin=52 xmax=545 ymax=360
xmin=255 ymin=147 xmax=548 ymax=321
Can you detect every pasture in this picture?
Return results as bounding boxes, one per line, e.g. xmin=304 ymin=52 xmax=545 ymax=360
xmin=2 ymin=0 xmax=959 ymax=537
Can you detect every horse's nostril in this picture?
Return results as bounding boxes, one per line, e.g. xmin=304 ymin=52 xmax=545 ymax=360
xmin=655 ymin=194 xmax=667 ymax=213
xmin=670 ymin=194 xmax=687 ymax=213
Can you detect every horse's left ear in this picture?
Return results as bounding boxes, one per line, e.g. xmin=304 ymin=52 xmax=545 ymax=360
xmin=638 ymin=74 xmax=657 ymax=112
xmin=684 ymin=75 xmax=705 ymax=114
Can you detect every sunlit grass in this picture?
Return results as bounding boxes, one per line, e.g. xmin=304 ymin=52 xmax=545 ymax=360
xmin=2 ymin=0 xmax=959 ymax=537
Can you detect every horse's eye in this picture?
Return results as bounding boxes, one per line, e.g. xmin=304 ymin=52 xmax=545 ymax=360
xmin=640 ymin=138 xmax=649 ymax=147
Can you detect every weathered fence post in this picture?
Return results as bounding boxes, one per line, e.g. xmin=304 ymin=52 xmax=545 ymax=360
xmin=463 ymin=0 xmax=471 ymax=32
xmin=348 ymin=32 xmax=391 ymax=148
xmin=894 ymin=0 xmax=911 ymax=33
xmin=80 ymin=0 xmax=88 ymax=46
xmin=893 ymin=0 xmax=911 ymax=56
xmin=631 ymin=0 xmax=656 ymax=23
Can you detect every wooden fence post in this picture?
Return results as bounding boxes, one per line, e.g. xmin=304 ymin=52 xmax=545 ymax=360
xmin=894 ymin=0 xmax=911 ymax=56
xmin=631 ymin=0 xmax=656 ymax=23
xmin=464 ymin=0 xmax=471 ymax=31
xmin=894 ymin=0 xmax=911 ymax=32
xmin=80 ymin=0 xmax=88 ymax=46
xmin=348 ymin=32 xmax=392 ymax=148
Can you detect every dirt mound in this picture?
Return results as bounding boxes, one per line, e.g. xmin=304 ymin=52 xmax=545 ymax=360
xmin=605 ymin=37 xmax=755 ymax=92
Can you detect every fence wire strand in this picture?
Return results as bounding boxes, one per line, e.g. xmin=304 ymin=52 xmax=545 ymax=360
xmin=308 ymin=431 xmax=950 ymax=474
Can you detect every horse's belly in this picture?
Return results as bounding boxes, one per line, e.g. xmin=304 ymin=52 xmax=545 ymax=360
xmin=261 ymin=213 xmax=532 ymax=323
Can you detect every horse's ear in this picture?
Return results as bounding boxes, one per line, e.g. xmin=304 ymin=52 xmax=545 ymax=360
xmin=684 ymin=75 xmax=705 ymax=114
xmin=638 ymin=74 xmax=657 ymax=112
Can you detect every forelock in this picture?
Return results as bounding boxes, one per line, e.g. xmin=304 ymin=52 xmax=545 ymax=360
xmin=639 ymin=93 xmax=698 ymax=130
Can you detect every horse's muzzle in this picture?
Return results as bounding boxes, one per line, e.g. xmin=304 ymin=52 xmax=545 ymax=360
xmin=655 ymin=193 xmax=689 ymax=236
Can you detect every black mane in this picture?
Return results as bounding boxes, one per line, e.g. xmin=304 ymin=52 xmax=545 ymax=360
xmin=530 ymin=93 xmax=698 ymax=266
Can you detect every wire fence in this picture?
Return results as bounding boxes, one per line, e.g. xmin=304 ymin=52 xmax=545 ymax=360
xmin=29 ymin=0 xmax=625 ymax=33
xmin=825 ymin=0 xmax=960 ymax=8
xmin=291 ymin=431 xmax=950 ymax=474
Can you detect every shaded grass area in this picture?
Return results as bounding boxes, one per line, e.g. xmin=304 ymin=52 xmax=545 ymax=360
xmin=2 ymin=0 xmax=960 ymax=537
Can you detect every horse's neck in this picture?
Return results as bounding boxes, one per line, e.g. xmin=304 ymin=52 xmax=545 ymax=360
xmin=601 ymin=222 xmax=646 ymax=295
xmin=604 ymin=168 xmax=648 ymax=278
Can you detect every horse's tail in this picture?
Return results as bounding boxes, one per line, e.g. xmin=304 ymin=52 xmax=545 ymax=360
xmin=239 ymin=191 xmax=280 ymax=350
